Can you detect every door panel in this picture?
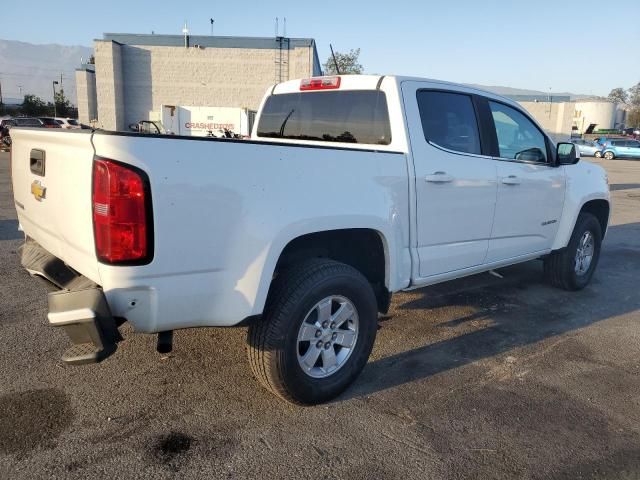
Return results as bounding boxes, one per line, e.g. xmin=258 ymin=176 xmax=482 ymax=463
xmin=402 ymin=82 xmax=498 ymax=278
xmin=626 ymin=141 xmax=640 ymax=157
xmin=487 ymin=162 xmax=565 ymax=262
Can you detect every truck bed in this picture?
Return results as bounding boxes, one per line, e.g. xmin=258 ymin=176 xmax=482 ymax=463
xmin=10 ymin=128 xmax=410 ymax=332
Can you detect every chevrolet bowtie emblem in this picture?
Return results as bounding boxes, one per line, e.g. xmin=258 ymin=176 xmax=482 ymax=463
xmin=31 ymin=180 xmax=46 ymax=201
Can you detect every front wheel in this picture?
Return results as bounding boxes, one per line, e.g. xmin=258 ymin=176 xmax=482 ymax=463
xmin=594 ymin=151 xmax=602 ymax=158
xmin=603 ymin=151 xmax=614 ymax=160
xmin=247 ymin=259 xmax=378 ymax=404
xmin=544 ymin=212 xmax=602 ymax=291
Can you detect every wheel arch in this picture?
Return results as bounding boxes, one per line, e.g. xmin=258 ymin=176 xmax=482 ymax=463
xmin=580 ymin=199 xmax=610 ymax=237
xmin=552 ymin=196 xmax=610 ymax=251
xmin=256 ymin=227 xmax=393 ymax=316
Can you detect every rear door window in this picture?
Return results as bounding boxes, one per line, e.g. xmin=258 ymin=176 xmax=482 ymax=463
xmin=488 ymin=101 xmax=548 ymax=163
xmin=416 ymin=91 xmax=481 ymax=155
xmin=257 ymin=90 xmax=391 ymax=145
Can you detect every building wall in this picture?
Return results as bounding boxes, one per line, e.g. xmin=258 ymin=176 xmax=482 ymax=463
xmin=93 ymin=41 xmax=318 ymax=130
xmin=75 ymin=69 xmax=97 ymax=124
xmin=519 ymin=101 xmax=574 ymax=142
xmin=95 ymin=40 xmax=125 ymax=130
xmin=573 ymin=101 xmax=617 ymax=133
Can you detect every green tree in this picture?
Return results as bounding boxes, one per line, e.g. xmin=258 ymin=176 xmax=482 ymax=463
xmin=607 ymin=87 xmax=628 ymax=104
xmin=627 ymin=82 xmax=640 ymax=127
xmin=54 ymin=88 xmax=73 ymax=117
xmin=323 ymin=48 xmax=363 ymax=75
xmin=21 ymin=94 xmax=49 ymax=116
xmin=628 ymin=82 xmax=640 ymax=107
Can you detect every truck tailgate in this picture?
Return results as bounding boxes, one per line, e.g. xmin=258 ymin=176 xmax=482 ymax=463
xmin=10 ymin=128 xmax=100 ymax=283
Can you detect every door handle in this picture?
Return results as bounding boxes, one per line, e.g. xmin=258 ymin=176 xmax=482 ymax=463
xmin=425 ymin=171 xmax=453 ymax=183
xmin=501 ymin=175 xmax=521 ymax=185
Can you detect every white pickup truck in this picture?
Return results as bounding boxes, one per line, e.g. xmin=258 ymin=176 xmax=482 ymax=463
xmin=10 ymin=75 xmax=610 ymax=404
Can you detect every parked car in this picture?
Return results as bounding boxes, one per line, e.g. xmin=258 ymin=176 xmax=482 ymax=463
xmin=9 ymin=117 xmax=44 ymax=127
xmin=623 ymin=127 xmax=640 ymax=136
xmin=0 ymin=119 xmax=12 ymax=149
xmin=10 ymin=75 xmax=610 ymax=404
xmin=1 ymin=117 xmax=44 ymax=148
xmin=55 ymin=117 xmax=81 ymax=129
xmin=600 ymin=139 xmax=640 ymax=160
xmin=570 ymin=138 xmax=600 ymax=157
xmin=39 ymin=117 xmax=63 ymax=128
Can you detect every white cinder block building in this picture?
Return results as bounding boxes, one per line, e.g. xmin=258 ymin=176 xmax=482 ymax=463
xmin=76 ymin=33 xmax=322 ymax=130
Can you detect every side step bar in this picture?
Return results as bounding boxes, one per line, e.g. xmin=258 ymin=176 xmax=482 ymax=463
xmin=48 ymin=288 xmax=120 ymax=365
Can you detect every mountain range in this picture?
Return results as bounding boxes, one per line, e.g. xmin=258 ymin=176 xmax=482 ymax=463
xmin=0 ymin=39 xmax=92 ymax=105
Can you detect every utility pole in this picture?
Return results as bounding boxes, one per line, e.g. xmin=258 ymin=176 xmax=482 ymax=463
xmin=52 ymin=80 xmax=59 ymax=117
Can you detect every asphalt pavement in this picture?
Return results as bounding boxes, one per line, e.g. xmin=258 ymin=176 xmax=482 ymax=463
xmin=1 ymin=151 xmax=639 ymax=479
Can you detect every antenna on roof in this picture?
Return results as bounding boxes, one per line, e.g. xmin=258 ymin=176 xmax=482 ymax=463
xmin=283 ymin=18 xmax=287 ymax=37
xmin=182 ymin=21 xmax=190 ymax=48
xmin=329 ymin=44 xmax=341 ymax=75
xmin=210 ymin=18 xmax=214 ymax=36
xmin=275 ymin=17 xmax=279 ymax=37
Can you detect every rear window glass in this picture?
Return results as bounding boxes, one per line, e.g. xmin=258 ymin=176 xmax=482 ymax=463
xmin=257 ymin=90 xmax=391 ymax=145
xmin=416 ymin=91 xmax=481 ymax=155
xmin=67 ymin=119 xmax=79 ymax=126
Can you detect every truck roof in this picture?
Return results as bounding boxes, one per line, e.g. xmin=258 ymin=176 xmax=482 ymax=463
xmin=271 ymin=74 xmax=517 ymax=106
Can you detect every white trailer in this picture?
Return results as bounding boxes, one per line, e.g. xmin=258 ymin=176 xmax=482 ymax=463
xmin=158 ymin=105 xmax=256 ymax=137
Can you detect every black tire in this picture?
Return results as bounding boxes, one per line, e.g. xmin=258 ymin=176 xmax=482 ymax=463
xmin=544 ymin=212 xmax=602 ymax=291
xmin=247 ymin=259 xmax=378 ymax=405
xmin=604 ymin=151 xmax=614 ymax=160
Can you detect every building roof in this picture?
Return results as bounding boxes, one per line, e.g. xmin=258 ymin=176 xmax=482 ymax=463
xmin=100 ymin=33 xmax=316 ymax=50
xmin=76 ymin=64 xmax=96 ymax=73
xmin=505 ymin=94 xmax=571 ymax=103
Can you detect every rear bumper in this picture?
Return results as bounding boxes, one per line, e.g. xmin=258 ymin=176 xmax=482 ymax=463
xmin=48 ymin=288 xmax=120 ymax=364
xmin=21 ymin=237 xmax=254 ymax=335
xmin=21 ymin=238 xmax=120 ymax=364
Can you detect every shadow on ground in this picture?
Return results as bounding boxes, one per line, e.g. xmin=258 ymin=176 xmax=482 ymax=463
xmin=344 ymin=222 xmax=640 ymax=400
xmin=0 ymin=219 xmax=21 ymax=241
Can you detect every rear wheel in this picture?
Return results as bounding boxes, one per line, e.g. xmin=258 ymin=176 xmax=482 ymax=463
xmin=247 ymin=259 xmax=378 ymax=405
xmin=603 ymin=151 xmax=614 ymax=160
xmin=544 ymin=212 xmax=602 ymax=291
xmin=594 ymin=151 xmax=602 ymax=158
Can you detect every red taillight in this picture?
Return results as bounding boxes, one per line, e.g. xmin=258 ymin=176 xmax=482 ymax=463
xmin=300 ymin=76 xmax=341 ymax=91
xmin=92 ymin=157 xmax=152 ymax=264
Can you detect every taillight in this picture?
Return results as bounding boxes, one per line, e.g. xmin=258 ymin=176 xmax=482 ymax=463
xmin=92 ymin=157 xmax=152 ymax=264
xmin=300 ymin=76 xmax=341 ymax=91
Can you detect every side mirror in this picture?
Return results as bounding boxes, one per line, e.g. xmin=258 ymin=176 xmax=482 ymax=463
xmin=557 ymin=142 xmax=580 ymax=165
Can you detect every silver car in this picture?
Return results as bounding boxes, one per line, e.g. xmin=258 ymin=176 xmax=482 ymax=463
xmin=570 ymin=138 xmax=600 ymax=157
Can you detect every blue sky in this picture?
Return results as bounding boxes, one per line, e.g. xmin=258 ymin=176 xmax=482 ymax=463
xmin=2 ymin=0 xmax=639 ymax=95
